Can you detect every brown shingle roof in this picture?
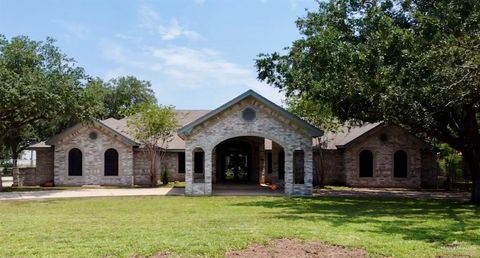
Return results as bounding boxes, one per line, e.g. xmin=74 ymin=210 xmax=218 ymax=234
xmin=320 ymin=122 xmax=383 ymax=150
xmin=101 ymin=110 xmax=211 ymax=150
xmin=31 ymin=110 xmax=385 ymax=152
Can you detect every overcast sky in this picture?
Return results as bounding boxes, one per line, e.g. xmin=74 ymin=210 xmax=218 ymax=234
xmin=0 ymin=0 xmax=318 ymax=109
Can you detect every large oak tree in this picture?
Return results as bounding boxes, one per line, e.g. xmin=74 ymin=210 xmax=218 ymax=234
xmin=256 ymin=0 xmax=480 ymax=203
xmin=0 ymin=35 xmax=100 ymax=187
xmin=84 ymin=76 xmax=157 ymax=120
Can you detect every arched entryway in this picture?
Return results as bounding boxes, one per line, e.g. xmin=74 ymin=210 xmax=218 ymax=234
xmin=210 ymin=136 xmax=288 ymax=194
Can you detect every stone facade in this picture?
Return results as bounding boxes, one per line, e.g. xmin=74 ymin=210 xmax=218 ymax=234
xmin=21 ymin=91 xmax=438 ymax=193
xmin=343 ymin=126 xmax=432 ymax=188
xmin=13 ymin=168 xmax=36 ymax=186
xmin=133 ymin=150 xmax=184 ymax=185
xmin=421 ymin=151 xmax=440 ymax=189
xmin=181 ymin=97 xmax=314 ymax=196
xmin=53 ymin=125 xmax=134 ymax=186
xmin=319 ymin=150 xmax=346 ymax=185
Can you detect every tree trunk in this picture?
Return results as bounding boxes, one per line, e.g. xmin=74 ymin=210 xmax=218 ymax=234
xmin=11 ymin=146 xmax=19 ymax=168
xmin=150 ymin=150 xmax=158 ymax=187
xmin=461 ymin=108 xmax=480 ymax=204
xmin=473 ymin=177 xmax=480 ymax=204
xmin=462 ymin=148 xmax=480 ymax=204
xmin=0 ymin=175 xmax=3 ymax=192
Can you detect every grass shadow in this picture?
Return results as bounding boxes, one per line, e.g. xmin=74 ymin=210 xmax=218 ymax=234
xmin=233 ymin=196 xmax=480 ymax=247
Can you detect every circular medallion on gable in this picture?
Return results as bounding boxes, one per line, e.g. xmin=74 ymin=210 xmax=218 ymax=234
xmin=379 ymin=133 xmax=388 ymax=142
xmin=89 ymin=131 xmax=98 ymax=140
xmin=242 ymin=107 xmax=256 ymax=121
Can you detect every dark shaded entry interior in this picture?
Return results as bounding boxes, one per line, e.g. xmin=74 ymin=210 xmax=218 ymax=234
xmin=216 ymin=139 xmax=252 ymax=183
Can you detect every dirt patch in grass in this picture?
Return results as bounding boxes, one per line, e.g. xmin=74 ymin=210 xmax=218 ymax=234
xmin=226 ymin=238 xmax=367 ymax=258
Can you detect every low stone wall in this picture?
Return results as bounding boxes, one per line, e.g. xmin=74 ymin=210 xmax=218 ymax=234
xmin=13 ymin=168 xmax=37 ymax=186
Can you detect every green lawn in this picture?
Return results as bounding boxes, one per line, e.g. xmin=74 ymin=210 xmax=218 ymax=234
xmin=0 ymin=196 xmax=479 ymax=257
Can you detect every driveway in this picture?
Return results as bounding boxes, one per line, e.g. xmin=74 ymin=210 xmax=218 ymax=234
xmin=1 ymin=184 xmax=470 ymax=202
xmin=0 ymin=187 xmax=184 ymax=201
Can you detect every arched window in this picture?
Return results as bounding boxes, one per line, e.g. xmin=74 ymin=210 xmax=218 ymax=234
xmin=68 ymin=148 xmax=82 ymax=176
xmin=394 ymin=150 xmax=408 ymax=177
xmin=104 ymin=148 xmax=119 ymax=176
xmin=194 ymin=148 xmax=204 ymax=174
xmin=359 ymin=150 xmax=373 ymax=177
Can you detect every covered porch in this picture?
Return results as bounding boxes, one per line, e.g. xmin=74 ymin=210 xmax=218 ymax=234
xmin=177 ymin=90 xmax=322 ymax=196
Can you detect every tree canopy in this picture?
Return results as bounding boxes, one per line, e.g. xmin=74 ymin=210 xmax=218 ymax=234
xmin=92 ymin=76 xmax=157 ymax=119
xmin=0 ymin=35 xmax=156 ymax=171
xmin=0 ymin=35 xmax=98 ymax=161
xmin=256 ymin=0 xmax=480 ymax=203
xmin=127 ymin=102 xmax=178 ymax=186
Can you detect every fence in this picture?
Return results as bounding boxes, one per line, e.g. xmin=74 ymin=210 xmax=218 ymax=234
xmin=0 ymin=159 xmax=36 ymax=176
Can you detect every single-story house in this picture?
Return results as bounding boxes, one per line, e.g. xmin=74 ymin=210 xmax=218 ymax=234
xmin=17 ymin=90 xmax=438 ymax=195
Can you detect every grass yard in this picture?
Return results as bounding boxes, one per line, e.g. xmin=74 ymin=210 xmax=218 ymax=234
xmin=0 ymin=196 xmax=479 ymax=257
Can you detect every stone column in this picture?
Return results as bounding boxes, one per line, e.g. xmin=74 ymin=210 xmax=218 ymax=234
xmin=259 ymin=140 xmax=266 ymax=184
xmin=185 ymin=146 xmax=194 ymax=195
xmin=284 ymin=148 xmax=294 ymax=195
xmin=204 ymin=149 xmax=212 ymax=195
xmin=212 ymin=149 xmax=216 ymax=183
xmin=271 ymin=142 xmax=280 ymax=182
xmin=304 ymin=146 xmax=314 ymax=195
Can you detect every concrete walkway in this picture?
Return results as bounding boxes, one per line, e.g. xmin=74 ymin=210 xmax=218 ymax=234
xmin=0 ymin=187 xmax=184 ymax=201
xmin=1 ymin=184 xmax=470 ymax=202
xmin=213 ymin=184 xmax=283 ymax=196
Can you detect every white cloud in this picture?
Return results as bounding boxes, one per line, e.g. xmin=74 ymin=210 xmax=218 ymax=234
xmin=139 ymin=5 xmax=202 ymax=41
xmin=99 ymin=40 xmax=148 ymax=69
xmin=99 ymin=39 xmax=283 ymax=105
xmin=150 ymin=46 xmax=283 ymax=103
xmin=53 ymin=20 xmax=90 ymax=40
xmin=150 ymin=46 xmax=251 ymax=87
xmin=194 ymin=0 xmax=206 ymax=5
xmin=114 ymin=33 xmax=143 ymax=43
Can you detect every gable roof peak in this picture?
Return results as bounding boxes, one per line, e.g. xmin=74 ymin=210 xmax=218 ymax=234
xmin=45 ymin=119 xmax=139 ymax=146
xmin=178 ymin=89 xmax=323 ymax=139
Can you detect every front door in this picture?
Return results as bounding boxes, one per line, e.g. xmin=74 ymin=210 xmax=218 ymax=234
xmin=224 ymin=152 xmax=249 ymax=182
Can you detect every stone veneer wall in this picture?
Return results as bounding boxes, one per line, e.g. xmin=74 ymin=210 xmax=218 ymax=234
xmin=35 ymin=148 xmax=55 ymax=185
xmin=133 ymin=148 xmax=150 ymax=185
xmin=344 ymin=125 xmax=422 ymax=188
xmin=183 ymin=97 xmax=313 ymax=196
xmin=266 ymin=141 xmax=283 ymax=184
xmin=421 ymin=150 xmax=440 ymax=189
xmin=54 ymin=125 xmax=134 ymax=186
xmin=133 ymin=150 xmax=185 ymax=185
xmin=14 ymin=168 xmax=36 ymax=186
xmin=319 ymin=150 xmax=346 ymax=185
